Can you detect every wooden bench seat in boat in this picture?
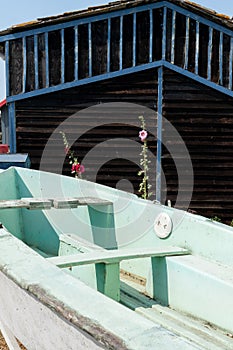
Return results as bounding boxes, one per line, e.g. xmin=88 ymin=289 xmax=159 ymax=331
xmin=48 ymin=246 xmax=190 ymax=301
xmin=0 ymin=197 xmax=112 ymax=210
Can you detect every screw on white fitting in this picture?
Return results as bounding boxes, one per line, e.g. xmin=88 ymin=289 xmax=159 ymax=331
xmin=154 ymin=212 xmax=172 ymax=239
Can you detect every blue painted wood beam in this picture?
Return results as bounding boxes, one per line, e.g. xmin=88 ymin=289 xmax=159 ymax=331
xmin=74 ymin=26 xmax=79 ymax=81
xmin=45 ymin=32 xmax=49 ymax=88
xmin=156 ymin=66 xmax=163 ymax=203
xmin=1 ymin=1 xmax=233 ymax=44
xmin=34 ymin=35 xmax=39 ymax=90
xmin=207 ymin=27 xmax=213 ymax=81
xmin=0 ymin=2 xmax=168 ymax=43
xmin=229 ymin=38 xmax=233 ymax=90
xmin=184 ymin=16 xmax=190 ymax=70
xmin=133 ymin=13 xmax=136 ymax=67
xmin=171 ymin=11 xmax=176 ymax=65
xmin=164 ymin=60 xmax=233 ymax=98
xmin=162 ymin=7 xmax=167 ymax=61
xmin=6 ymin=61 xmax=164 ymax=102
xmin=5 ymin=41 xmax=10 ymax=98
xmin=119 ymin=16 xmax=123 ymax=71
xmin=163 ymin=1 xmax=233 ymax=39
xmin=8 ymin=102 xmax=16 ymax=153
xmin=61 ymin=29 xmax=65 ymax=84
xmin=195 ymin=21 xmax=199 ymax=75
xmin=22 ymin=37 xmax=27 ymax=93
xmin=219 ymin=32 xmax=223 ymax=86
xmin=107 ymin=18 xmax=111 ymax=73
xmin=149 ymin=9 xmax=153 ymax=63
xmin=88 ymin=23 xmax=92 ymax=77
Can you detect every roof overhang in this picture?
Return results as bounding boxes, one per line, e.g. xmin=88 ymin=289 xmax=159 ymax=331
xmin=0 ymin=0 xmax=232 ymax=38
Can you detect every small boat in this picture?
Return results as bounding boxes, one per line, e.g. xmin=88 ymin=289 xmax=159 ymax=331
xmin=0 ymin=166 xmax=232 ymax=349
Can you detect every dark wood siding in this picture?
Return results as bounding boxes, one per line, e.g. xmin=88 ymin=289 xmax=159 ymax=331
xmin=15 ymin=69 xmax=158 ymax=196
xmin=163 ymin=68 xmax=233 ymax=223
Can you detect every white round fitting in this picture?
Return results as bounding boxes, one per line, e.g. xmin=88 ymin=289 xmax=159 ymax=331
xmin=154 ymin=212 xmax=172 ymax=239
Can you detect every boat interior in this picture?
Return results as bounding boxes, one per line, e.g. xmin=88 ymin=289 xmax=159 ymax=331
xmin=0 ymin=167 xmax=233 ymax=349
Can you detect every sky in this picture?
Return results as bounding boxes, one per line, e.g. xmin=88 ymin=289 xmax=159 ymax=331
xmin=0 ymin=0 xmax=233 ymax=101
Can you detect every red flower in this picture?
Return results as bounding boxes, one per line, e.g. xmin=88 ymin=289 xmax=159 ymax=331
xmin=72 ymin=163 xmax=80 ymax=172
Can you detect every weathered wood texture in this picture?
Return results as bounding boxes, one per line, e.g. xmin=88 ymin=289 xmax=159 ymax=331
xmin=163 ymin=68 xmax=233 ymax=223
xmin=14 ymin=66 xmax=233 ymax=222
xmin=15 ymin=69 xmax=158 ymax=196
xmin=6 ymin=5 xmax=233 ymax=97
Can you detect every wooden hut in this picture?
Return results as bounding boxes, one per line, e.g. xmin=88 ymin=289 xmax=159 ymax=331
xmin=1 ymin=0 xmax=233 ymax=222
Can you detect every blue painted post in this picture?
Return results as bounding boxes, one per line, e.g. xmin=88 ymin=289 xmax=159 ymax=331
xmin=61 ymin=29 xmax=65 ymax=84
xmin=162 ymin=7 xmax=167 ymax=61
xmin=171 ymin=11 xmax=176 ymax=64
xmin=34 ymin=35 xmax=39 ymax=90
xmin=45 ymin=32 xmax=49 ymax=87
xmin=156 ymin=66 xmax=163 ymax=203
xmin=219 ymin=32 xmax=223 ymax=85
xmin=74 ymin=26 xmax=79 ymax=80
xmin=88 ymin=23 xmax=92 ymax=77
xmin=133 ymin=13 xmax=136 ymax=67
xmin=107 ymin=18 xmax=111 ymax=73
xmin=184 ymin=16 xmax=190 ymax=70
xmin=5 ymin=41 xmax=10 ymax=98
xmin=195 ymin=21 xmax=199 ymax=75
xmin=8 ymin=102 xmax=16 ymax=153
xmin=22 ymin=37 xmax=27 ymax=93
xmin=229 ymin=38 xmax=233 ymax=90
xmin=119 ymin=16 xmax=123 ymax=70
xmin=207 ymin=27 xmax=213 ymax=81
xmin=149 ymin=9 xmax=153 ymax=63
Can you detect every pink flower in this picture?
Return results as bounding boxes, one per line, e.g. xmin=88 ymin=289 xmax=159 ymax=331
xmin=139 ymin=130 xmax=148 ymax=142
xmin=78 ymin=165 xmax=85 ymax=174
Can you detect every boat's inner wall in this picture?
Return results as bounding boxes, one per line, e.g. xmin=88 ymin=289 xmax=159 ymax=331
xmin=0 ymin=168 xmax=23 ymax=239
xmin=0 ymin=167 xmax=60 ymax=255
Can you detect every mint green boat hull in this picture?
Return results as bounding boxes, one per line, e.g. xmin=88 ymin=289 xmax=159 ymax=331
xmin=0 ymin=167 xmax=232 ymax=350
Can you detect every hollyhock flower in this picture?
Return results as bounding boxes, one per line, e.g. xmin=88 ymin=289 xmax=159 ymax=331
xmin=139 ymin=130 xmax=148 ymax=142
xmin=78 ymin=165 xmax=85 ymax=174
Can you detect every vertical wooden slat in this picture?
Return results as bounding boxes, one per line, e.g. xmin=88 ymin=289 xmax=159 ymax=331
xmin=61 ymin=29 xmax=65 ymax=84
xmin=45 ymin=32 xmax=49 ymax=87
xmin=171 ymin=11 xmax=176 ymax=64
xmin=5 ymin=40 xmax=10 ymax=97
xmin=22 ymin=37 xmax=27 ymax=93
xmin=88 ymin=23 xmax=92 ymax=77
xmin=133 ymin=12 xmax=136 ymax=67
xmin=195 ymin=21 xmax=199 ymax=75
xmin=107 ymin=18 xmax=111 ymax=73
xmin=74 ymin=26 xmax=79 ymax=80
xmin=229 ymin=37 xmax=233 ymax=90
xmin=162 ymin=7 xmax=167 ymax=61
xmin=184 ymin=16 xmax=190 ymax=69
xmin=8 ymin=102 xmax=16 ymax=153
xmin=207 ymin=27 xmax=213 ymax=81
xmin=34 ymin=35 xmax=39 ymax=90
xmin=149 ymin=9 xmax=153 ymax=63
xmin=119 ymin=16 xmax=123 ymax=70
xmin=219 ymin=31 xmax=223 ymax=85
xmin=156 ymin=66 xmax=163 ymax=202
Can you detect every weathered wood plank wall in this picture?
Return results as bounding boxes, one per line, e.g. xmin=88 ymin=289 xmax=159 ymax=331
xmin=15 ymin=69 xmax=158 ymax=196
xmin=163 ymin=69 xmax=233 ymax=222
xmin=15 ymin=67 xmax=233 ymax=222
